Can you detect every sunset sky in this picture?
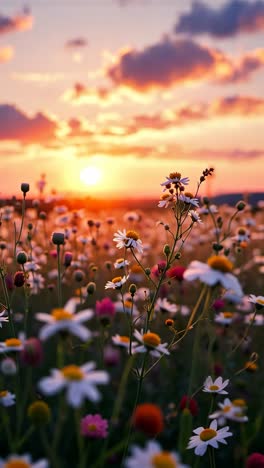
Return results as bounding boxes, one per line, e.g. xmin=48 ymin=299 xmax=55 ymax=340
xmin=1 ymin=0 xmax=264 ymax=199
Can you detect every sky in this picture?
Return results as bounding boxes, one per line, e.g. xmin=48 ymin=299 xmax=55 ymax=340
xmin=0 ymin=0 xmax=264 ymax=199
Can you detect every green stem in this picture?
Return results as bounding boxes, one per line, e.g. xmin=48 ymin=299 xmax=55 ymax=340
xmin=57 ymin=244 xmax=62 ymax=307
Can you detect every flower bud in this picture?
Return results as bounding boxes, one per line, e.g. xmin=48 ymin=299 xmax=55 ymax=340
xmin=14 ymin=271 xmax=25 ymax=287
xmin=28 ymin=223 xmax=33 ymax=231
xmin=163 ymin=244 xmax=171 ymax=257
xmin=51 ymin=232 xmax=65 ymax=245
xmin=39 ymin=211 xmax=47 ymax=220
xmin=236 ymin=200 xmax=246 ymax=211
xmin=129 ymin=284 xmax=137 ymax=296
xmin=73 ymin=270 xmax=85 ymax=283
xmin=145 ymin=268 xmax=151 ymax=276
xmin=21 ymin=183 xmax=30 ymax=194
xmin=20 ymin=338 xmax=43 ymax=367
xmin=87 ymin=281 xmax=96 ymax=294
xmin=28 ymin=401 xmax=51 ymax=426
xmin=16 ymin=251 xmax=28 ymax=265
xmin=63 ymin=251 xmax=73 ymax=268
xmin=212 ymin=243 xmax=224 ymax=252
xmin=175 ymin=252 xmax=181 ymax=260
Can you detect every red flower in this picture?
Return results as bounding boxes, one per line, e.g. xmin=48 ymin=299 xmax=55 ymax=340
xmin=166 ymin=266 xmax=186 ymax=282
xmin=179 ymin=395 xmax=199 ymax=417
xmin=133 ymin=403 xmax=164 ymax=437
xmin=246 ymin=453 xmax=264 ymax=468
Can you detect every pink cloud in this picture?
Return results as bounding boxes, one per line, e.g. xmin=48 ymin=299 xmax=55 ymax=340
xmin=0 ymin=10 xmax=33 ymax=35
xmin=0 ymin=46 xmax=13 ymax=63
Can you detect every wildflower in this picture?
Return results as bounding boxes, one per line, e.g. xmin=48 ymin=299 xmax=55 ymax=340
xmin=183 ymin=256 xmax=243 ymax=297
xmin=103 ymin=345 xmax=120 ymax=366
xmin=0 ymin=455 xmax=48 ymax=468
xmin=133 ymin=330 xmax=169 ymax=357
xmin=38 ymin=362 xmax=109 ymax=408
xmin=125 ymin=440 xmax=188 ymax=468
xmin=158 ymin=193 xmax=176 ymax=208
xmin=179 ymin=396 xmax=199 ymax=417
xmin=14 ymin=271 xmax=25 ymax=287
xmin=203 ymin=376 xmax=229 ymax=395
xmin=246 ymin=453 xmax=264 ymax=468
xmin=96 ymin=298 xmax=115 ymax=319
xmin=155 ymin=298 xmax=177 ymax=315
xmin=0 ymin=333 xmax=25 ymax=353
xmin=27 ymin=401 xmax=51 ymax=425
xmin=80 ymin=414 xmax=108 ymax=439
xmin=161 ymin=172 xmax=189 ymax=188
xmin=114 ymin=258 xmax=130 ymax=269
xmin=165 ymin=318 xmax=174 ymax=328
xmin=20 ymin=338 xmax=44 ymax=367
xmin=36 ymin=307 xmax=93 ymax=342
xmin=105 ymin=275 xmax=129 ymax=290
xmin=113 ymin=229 xmax=143 ymax=254
xmin=215 ymin=312 xmax=235 ymax=326
xmin=112 ymin=334 xmax=132 ymax=349
xmin=248 ymin=295 xmax=264 ymax=310
xmin=0 ymin=358 xmax=17 ymax=375
xmin=209 ymin=398 xmax=248 ymax=423
xmin=133 ymin=404 xmax=164 ymax=437
xmin=0 ymin=390 xmax=16 ymax=407
xmin=188 ymin=210 xmax=202 ymax=223
xmin=166 ymin=265 xmax=186 ymax=282
xmin=187 ymin=419 xmax=232 ymax=456
xmin=179 ymin=193 xmax=199 ymax=208
xmin=0 ymin=310 xmax=8 ymax=328
xmin=245 ymin=313 xmax=264 ymax=326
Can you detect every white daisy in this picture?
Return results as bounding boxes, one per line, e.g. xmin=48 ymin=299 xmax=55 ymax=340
xmin=38 ymin=362 xmax=109 ymax=408
xmin=0 ymin=332 xmax=25 ymax=353
xmin=36 ymin=306 xmax=93 ymax=342
xmin=125 ymin=440 xmax=189 ymax=468
xmin=0 ymin=390 xmax=16 ymax=407
xmin=187 ymin=419 xmax=232 ymax=456
xmin=158 ymin=193 xmax=176 ymax=208
xmin=112 ymin=334 xmax=135 ymax=349
xmin=244 ymin=313 xmax=264 ymax=326
xmin=105 ymin=275 xmax=129 ymax=290
xmin=0 ymin=310 xmax=9 ymax=328
xmin=203 ymin=376 xmax=229 ymax=395
xmin=209 ymin=398 xmax=248 ymax=423
xmin=215 ymin=312 xmax=235 ymax=326
xmin=183 ymin=256 xmax=243 ymax=297
xmin=114 ymin=258 xmax=130 ymax=269
xmin=155 ymin=298 xmax=177 ymax=315
xmin=24 ymin=261 xmax=40 ymax=272
xmin=113 ymin=229 xmax=143 ymax=254
xmin=0 ymin=454 xmax=48 ymax=468
xmin=248 ymin=294 xmax=264 ymax=309
xmin=188 ymin=210 xmax=202 ymax=224
xmin=132 ymin=329 xmax=169 ymax=358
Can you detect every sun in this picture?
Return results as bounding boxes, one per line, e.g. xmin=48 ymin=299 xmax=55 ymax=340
xmin=80 ymin=166 xmax=102 ymax=186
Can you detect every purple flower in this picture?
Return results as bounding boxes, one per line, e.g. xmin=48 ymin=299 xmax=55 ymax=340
xmin=80 ymin=414 xmax=108 ymax=439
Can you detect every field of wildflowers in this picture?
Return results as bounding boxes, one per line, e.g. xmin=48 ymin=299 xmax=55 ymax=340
xmin=0 ymin=169 xmax=264 ymax=468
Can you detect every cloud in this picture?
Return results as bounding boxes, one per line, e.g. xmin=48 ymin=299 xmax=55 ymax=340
xmin=217 ymin=48 xmax=264 ymax=82
xmin=62 ymin=82 xmax=121 ymax=105
xmin=175 ymin=0 xmax=264 ymax=38
xmin=106 ymin=38 xmax=225 ymax=91
xmin=0 ymin=104 xmax=58 ymax=143
xmin=0 ymin=9 xmax=33 ymax=36
xmin=213 ymin=95 xmax=264 ymax=115
xmin=0 ymin=46 xmax=13 ymax=63
xmin=65 ymin=37 xmax=88 ymax=49
xmin=105 ymin=38 xmax=264 ymax=92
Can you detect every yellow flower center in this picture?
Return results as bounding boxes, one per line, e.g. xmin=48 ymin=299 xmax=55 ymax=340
xmin=200 ymin=428 xmax=217 ymax=441
xmin=223 ymin=312 xmax=233 ymax=318
xmin=119 ymin=336 xmax=130 ymax=343
xmin=161 ymin=194 xmax=171 ymax=201
xmin=169 ymin=172 xmax=181 ymax=180
xmin=126 ymin=230 xmax=139 ymax=241
xmin=257 ymin=298 xmax=264 ymax=305
xmin=151 ymin=452 xmax=177 ymax=468
xmin=245 ymin=362 xmax=258 ymax=371
xmin=209 ymin=385 xmax=219 ymax=391
xmin=87 ymin=423 xmax=97 ymax=432
xmin=116 ymin=258 xmax=125 ymax=264
xmin=112 ymin=276 xmax=122 ymax=284
xmin=232 ymin=399 xmax=246 ymax=407
xmin=52 ymin=308 xmax=73 ymax=321
xmin=143 ymin=332 xmax=161 ymax=348
xmin=131 ymin=264 xmax=143 ymax=273
xmin=238 ymin=228 xmax=246 ymax=235
xmin=184 ymin=192 xmax=194 ymax=199
xmin=124 ymin=300 xmax=132 ymax=309
xmin=4 ymin=462 xmax=30 ymax=468
xmin=0 ymin=390 xmax=8 ymax=398
xmin=207 ymin=256 xmax=233 ymax=273
xmin=5 ymin=338 xmax=22 ymax=348
xmin=61 ymin=365 xmax=84 ymax=381
xmin=223 ymin=405 xmax=231 ymax=413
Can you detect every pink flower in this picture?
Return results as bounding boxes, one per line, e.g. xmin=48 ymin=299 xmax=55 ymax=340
xmin=80 ymin=414 xmax=108 ymax=439
xmin=96 ymin=298 xmax=115 ymax=318
xmin=166 ymin=266 xmax=186 ymax=282
xmin=246 ymin=453 xmax=264 ymax=468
